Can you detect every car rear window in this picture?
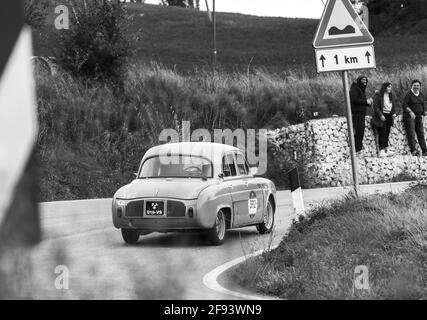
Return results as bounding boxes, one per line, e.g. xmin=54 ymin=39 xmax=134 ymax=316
xmin=139 ymin=155 xmax=213 ymax=179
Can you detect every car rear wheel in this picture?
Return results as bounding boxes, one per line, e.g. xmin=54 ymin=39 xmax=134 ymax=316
xmin=121 ymin=228 xmax=140 ymax=244
xmin=257 ymin=199 xmax=274 ymax=234
xmin=207 ymin=209 xmax=226 ymax=245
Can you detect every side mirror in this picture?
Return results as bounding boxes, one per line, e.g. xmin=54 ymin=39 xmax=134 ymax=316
xmin=133 ymin=172 xmax=138 ymax=179
xmin=218 ymin=173 xmax=225 ymax=179
xmin=250 ymin=167 xmax=258 ymax=176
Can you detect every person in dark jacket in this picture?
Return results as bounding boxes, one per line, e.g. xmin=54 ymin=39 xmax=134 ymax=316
xmin=350 ymin=75 xmax=373 ymax=157
xmin=372 ymin=82 xmax=397 ymax=157
xmin=402 ymin=80 xmax=427 ymax=156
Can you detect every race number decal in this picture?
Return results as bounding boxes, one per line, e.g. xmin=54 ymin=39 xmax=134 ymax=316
xmin=248 ymin=191 xmax=257 ymax=217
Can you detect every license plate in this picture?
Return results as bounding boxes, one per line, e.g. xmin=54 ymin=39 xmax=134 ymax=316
xmin=145 ymin=201 xmax=165 ymax=216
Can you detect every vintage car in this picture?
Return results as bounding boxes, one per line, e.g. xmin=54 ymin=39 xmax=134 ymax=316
xmin=112 ymin=142 xmax=276 ymax=245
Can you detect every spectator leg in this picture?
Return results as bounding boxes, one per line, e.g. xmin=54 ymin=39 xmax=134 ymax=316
xmin=415 ymin=115 xmax=427 ymax=153
xmin=404 ymin=115 xmax=417 ymax=153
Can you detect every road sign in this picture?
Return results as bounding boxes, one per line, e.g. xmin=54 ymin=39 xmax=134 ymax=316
xmin=315 ymin=45 xmax=375 ymax=73
xmin=0 ymin=0 xmax=39 ymax=240
xmin=312 ymin=0 xmax=377 ymax=197
xmin=313 ymin=0 xmax=374 ymax=49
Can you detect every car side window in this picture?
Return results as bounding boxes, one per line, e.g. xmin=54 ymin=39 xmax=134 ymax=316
xmin=244 ymin=158 xmax=250 ymax=174
xmin=235 ymin=152 xmax=248 ymax=176
xmin=224 ymin=153 xmax=237 ymax=177
xmin=222 ymin=156 xmax=232 ymax=177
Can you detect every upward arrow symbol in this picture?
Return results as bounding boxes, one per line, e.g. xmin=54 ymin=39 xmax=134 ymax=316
xmin=320 ymin=55 xmax=326 ymax=68
xmin=365 ymin=51 xmax=371 ymax=64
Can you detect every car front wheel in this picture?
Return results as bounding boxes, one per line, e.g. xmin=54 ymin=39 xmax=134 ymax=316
xmin=257 ymin=199 xmax=274 ymax=234
xmin=121 ymin=228 xmax=140 ymax=244
xmin=207 ymin=209 xmax=226 ymax=245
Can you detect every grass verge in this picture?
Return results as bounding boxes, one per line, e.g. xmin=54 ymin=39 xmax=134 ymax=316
xmin=227 ymin=184 xmax=427 ymax=300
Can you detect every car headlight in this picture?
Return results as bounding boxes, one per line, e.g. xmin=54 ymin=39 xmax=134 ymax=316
xmin=117 ymin=200 xmax=126 ymax=207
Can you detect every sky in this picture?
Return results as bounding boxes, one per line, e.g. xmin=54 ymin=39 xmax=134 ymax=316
xmin=143 ymin=0 xmax=326 ymax=19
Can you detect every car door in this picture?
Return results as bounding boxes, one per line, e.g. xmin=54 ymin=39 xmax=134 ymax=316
xmin=245 ymin=156 xmax=265 ymax=224
xmin=234 ymin=151 xmax=264 ymax=225
xmin=222 ymin=152 xmax=248 ymax=227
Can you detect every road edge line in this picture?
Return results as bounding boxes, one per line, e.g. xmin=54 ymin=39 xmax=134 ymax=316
xmin=202 ymin=244 xmax=282 ymax=300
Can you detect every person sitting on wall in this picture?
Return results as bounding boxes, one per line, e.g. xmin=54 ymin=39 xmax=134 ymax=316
xmin=350 ymin=75 xmax=373 ymax=158
xmin=402 ymin=80 xmax=427 ymax=157
xmin=371 ymin=82 xmax=397 ymax=158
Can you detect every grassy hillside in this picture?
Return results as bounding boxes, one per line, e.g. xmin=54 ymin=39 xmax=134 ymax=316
xmin=228 ymin=184 xmax=427 ymax=299
xmin=32 ymin=3 xmax=427 ymax=201
xmin=34 ymin=3 xmax=427 ymax=73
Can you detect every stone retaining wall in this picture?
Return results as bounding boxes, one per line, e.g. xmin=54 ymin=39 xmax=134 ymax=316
xmin=268 ymin=116 xmax=427 ymax=187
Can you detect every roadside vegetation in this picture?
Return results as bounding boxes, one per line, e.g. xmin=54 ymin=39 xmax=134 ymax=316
xmin=36 ymin=64 xmax=427 ymax=201
xmin=227 ymin=184 xmax=427 ymax=299
xmin=32 ymin=2 xmax=427 ymax=200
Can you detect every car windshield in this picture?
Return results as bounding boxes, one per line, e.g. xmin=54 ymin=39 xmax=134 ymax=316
xmin=139 ymin=155 xmax=213 ymax=179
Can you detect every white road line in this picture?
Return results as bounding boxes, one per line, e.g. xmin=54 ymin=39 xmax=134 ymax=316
xmin=202 ymin=244 xmax=282 ymax=300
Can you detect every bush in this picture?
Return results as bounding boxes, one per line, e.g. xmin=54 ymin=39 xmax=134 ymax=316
xmin=53 ymin=0 xmax=135 ymax=84
xmin=24 ymin=0 xmax=48 ymax=29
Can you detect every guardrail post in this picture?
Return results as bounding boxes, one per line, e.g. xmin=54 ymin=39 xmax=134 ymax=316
xmin=288 ymin=168 xmax=305 ymax=216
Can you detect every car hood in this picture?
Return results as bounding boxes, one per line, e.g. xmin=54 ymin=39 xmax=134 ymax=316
xmin=115 ymin=178 xmax=216 ymax=200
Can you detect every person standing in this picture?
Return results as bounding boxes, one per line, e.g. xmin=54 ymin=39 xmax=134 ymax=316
xmin=371 ymin=82 xmax=397 ymax=157
xmin=350 ymin=75 xmax=373 ymax=157
xmin=402 ymin=80 xmax=427 ymax=156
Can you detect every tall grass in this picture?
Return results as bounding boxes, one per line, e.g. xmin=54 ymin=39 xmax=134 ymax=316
xmin=229 ymin=184 xmax=427 ymax=300
xmin=36 ymin=64 xmax=427 ymax=200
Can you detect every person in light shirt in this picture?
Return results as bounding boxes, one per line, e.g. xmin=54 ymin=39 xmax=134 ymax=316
xmin=372 ymin=82 xmax=397 ymax=157
xmin=402 ymin=80 xmax=427 ymax=157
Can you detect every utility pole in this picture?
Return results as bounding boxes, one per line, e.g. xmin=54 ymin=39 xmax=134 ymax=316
xmin=212 ymin=0 xmax=217 ymax=73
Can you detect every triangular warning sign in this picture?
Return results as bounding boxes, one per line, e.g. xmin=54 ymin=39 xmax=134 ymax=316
xmin=313 ymin=0 xmax=374 ymax=48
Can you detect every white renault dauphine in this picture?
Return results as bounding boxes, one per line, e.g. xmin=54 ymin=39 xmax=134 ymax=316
xmin=112 ymin=142 xmax=276 ymax=245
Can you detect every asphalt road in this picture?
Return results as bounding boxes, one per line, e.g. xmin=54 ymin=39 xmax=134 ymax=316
xmin=29 ymin=182 xmax=414 ymax=299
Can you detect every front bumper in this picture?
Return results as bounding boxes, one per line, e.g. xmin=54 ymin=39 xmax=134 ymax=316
xmin=112 ymin=198 xmax=212 ymax=231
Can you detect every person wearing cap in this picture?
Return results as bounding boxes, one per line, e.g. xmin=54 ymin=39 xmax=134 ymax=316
xmin=402 ymin=80 xmax=427 ymax=157
xmin=350 ymin=75 xmax=373 ymax=158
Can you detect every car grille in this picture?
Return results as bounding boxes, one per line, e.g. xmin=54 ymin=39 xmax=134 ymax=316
xmin=167 ymin=200 xmax=186 ymax=217
xmin=124 ymin=200 xmax=144 ymax=217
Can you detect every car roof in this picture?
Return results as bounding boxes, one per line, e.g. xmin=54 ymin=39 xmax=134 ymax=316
xmin=144 ymin=142 xmax=241 ymax=163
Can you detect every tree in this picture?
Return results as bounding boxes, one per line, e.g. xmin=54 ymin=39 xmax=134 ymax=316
xmin=53 ymin=0 xmax=135 ymax=84
xmin=161 ymin=0 xmax=196 ymax=8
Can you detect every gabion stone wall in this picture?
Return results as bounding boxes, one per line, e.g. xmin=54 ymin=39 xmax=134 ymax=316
xmin=268 ymin=116 xmax=427 ymax=188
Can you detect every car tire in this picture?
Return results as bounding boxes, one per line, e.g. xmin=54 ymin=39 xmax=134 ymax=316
xmin=207 ymin=209 xmax=227 ymax=245
xmin=121 ymin=228 xmax=140 ymax=244
xmin=257 ymin=199 xmax=274 ymax=234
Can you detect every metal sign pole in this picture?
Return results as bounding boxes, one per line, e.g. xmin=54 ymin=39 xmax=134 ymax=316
xmin=342 ymin=70 xmax=360 ymax=196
